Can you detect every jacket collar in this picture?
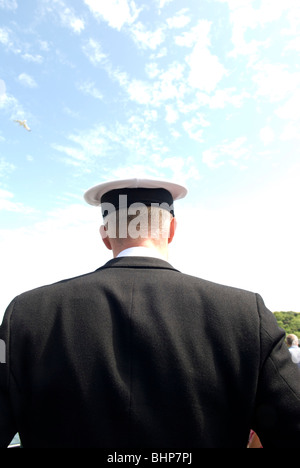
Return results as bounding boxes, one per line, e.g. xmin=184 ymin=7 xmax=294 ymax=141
xmin=116 ymin=246 xmax=166 ymax=261
xmin=96 ymin=256 xmax=180 ymax=273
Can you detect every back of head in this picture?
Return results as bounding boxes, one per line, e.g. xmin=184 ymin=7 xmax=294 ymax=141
xmin=84 ymin=178 xmax=187 ymax=257
xmin=103 ymin=204 xmax=172 ymax=242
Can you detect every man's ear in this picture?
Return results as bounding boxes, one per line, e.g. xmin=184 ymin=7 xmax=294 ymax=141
xmin=100 ymin=225 xmax=112 ymax=251
xmin=168 ymin=216 xmax=177 ymax=244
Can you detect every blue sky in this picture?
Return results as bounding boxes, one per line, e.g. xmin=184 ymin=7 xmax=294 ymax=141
xmin=0 ymin=0 xmax=300 ymax=316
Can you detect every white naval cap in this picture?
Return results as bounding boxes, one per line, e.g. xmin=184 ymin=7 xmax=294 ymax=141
xmin=84 ymin=178 xmax=188 ymax=207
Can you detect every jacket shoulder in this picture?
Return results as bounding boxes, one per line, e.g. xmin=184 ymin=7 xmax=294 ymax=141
xmin=179 ymin=270 xmax=257 ymax=302
xmin=13 ymin=270 xmax=99 ymax=304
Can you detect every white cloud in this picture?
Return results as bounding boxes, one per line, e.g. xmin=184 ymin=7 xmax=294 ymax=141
xmin=70 ymin=126 xmax=115 ymax=159
xmin=160 ymin=155 xmax=199 ymax=180
xmin=202 ymin=148 xmax=224 ymax=169
xmin=177 ymin=20 xmax=227 ymax=93
xmin=84 ymin=0 xmax=140 ymax=31
xmin=127 ymin=79 xmax=152 ymax=105
xmin=105 ymin=155 xmax=201 ymax=191
xmin=166 ymin=10 xmax=191 ymax=29
xmin=53 ymin=124 xmax=117 ymax=170
xmin=260 ymin=126 xmax=275 ymax=146
xmin=52 ymin=144 xmax=87 ymax=167
xmin=42 ymin=0 xmax=85 ymax=34
xmin=0 ymin=78 xmax=6 ymax=97
xmin=130 ymin=22 xmax=165 ymax=50
xmin=165 ymin=105 xmax=179 ymax=124
xmin=78 ymin=81 xmax=103 ymax=101
xmin=155 ymin=0 xmax=176 ymax=11
xmin=153 ymin=63 xmax=186 ymax=102
xmin=39 ymin=40 xmax=51 ymax=52
xmin=59 ymin=6 xmax=84 ymax=33
xmin=183 ymin=113 xmax=210 ymax=142
xmin=18 ymin=73 xmax=37 ymax=88
xmin=202 ymin=137 xmax=249 ymax=169
xmin=175 ymin=20 xmax=211 ymax=48
xmin=63 ymin=106 xmax=80 ymax=119
xmin=0 ymin=27 xmax=13 ymax=48
xmin=216 ymin=0 xmax=293 ymax=59
xmin=0 ymin=157 xmax=15 ymax=178
xmin=110 ymin=164 xmax=160 ymax=181
xmin=150 ymin=154 xmax=201 ymax=184
xmin=207 ymin=88 xmax=250 ymax=109
xmin=252 ymin=63 xmax=300 ymax=102
xmin=53 ymin=115 xmax=177 ymax=176
xmin=150 ymin=47 xmax=167 ymax=60
xmin=145 ymin=62 xmax=161 ymax=79
xmin=22 ymin=53 xmax=44 ymax=63
xmin=281 ymin=2 xmax=300 ymax=48
xmin=280 ymin=122 xmax=300 ymax=142
xmin=187 ymin=45 xmax=226 ymax=93
xmin=0 ymin=82 xmax=26 ymax=119
xmin=0 ymin=188 xmax=35 ymax=214
xmin=113 ymin=61 xmax=186 ymax=107
xmin=68 ymin=17 xmax=85 ymax=34
xmin=0 ymin=0 xmax=17 ymax=10
xmin=284 ymin=36 xmax=300 ymax=52
xmin=275 ymin=89 xmax=300 ymax=121
xmin=143 ymin=109 xmax=158 ymax=122
xmin=82 ymin=38 xmax=107 ymax=66
xmin=108 ymin=67 xmax=129 ymax=88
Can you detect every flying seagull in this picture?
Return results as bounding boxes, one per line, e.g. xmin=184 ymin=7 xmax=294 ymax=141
xmin=14 ymin=119 xmax=31 ymax=132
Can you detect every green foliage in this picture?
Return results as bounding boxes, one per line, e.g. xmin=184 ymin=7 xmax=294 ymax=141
xmin=273 ymin=312 xmax=300 ymax=336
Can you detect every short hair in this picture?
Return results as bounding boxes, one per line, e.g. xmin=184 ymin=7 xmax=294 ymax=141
xmin=103 ymin=205 xmax=172 ymax=241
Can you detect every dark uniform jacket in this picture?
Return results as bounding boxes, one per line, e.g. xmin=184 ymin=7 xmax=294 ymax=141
xmin=0 ymin=257 xmax=299 ymax=448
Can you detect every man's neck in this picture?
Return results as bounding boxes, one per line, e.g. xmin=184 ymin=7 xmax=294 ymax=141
xmin=116 ymin=245 xmax=168 ymax=261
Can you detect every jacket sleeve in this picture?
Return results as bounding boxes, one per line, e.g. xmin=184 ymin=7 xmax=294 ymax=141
xmin=0 ymin=300 xmax=18 ymax=447
xmin=252 ymin=294 xmax=300 ymax=447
